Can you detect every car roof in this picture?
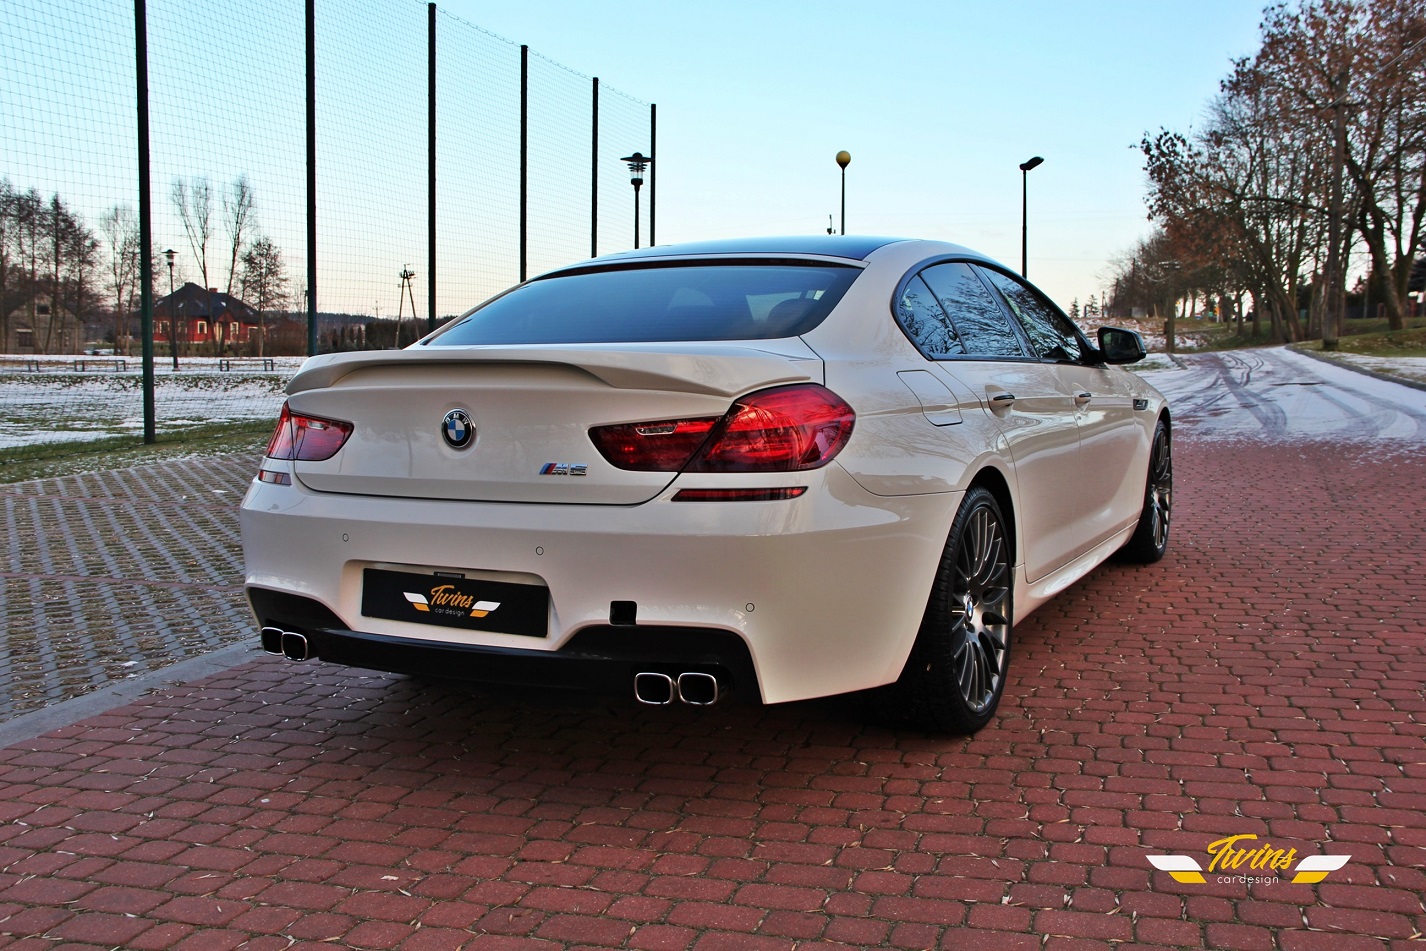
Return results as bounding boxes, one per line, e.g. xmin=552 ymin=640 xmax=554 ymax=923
xmin=535 ymin=236 xmax=1010 ymax=285
xmin=564 ymin=235 xmax=914 ymax=267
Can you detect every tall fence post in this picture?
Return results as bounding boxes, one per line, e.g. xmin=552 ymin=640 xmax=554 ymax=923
xmin=519 ymin=44 xmax=528 ymax=283
xmin=649 ymin=103 xmax=656 ymax=248
xmin=428 ymin=2 xmax=437 ymax=333
xmin=305 ymin=0 xmax=318 ymax=356
xmin=591 ymin=77 xmax=599 ymax=259
xmin=134 ymin=0 xmax=156 ymax=443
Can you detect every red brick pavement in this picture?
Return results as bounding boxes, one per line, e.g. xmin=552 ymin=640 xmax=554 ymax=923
xmin=0 ymin=434 xmax=1423 ymax=950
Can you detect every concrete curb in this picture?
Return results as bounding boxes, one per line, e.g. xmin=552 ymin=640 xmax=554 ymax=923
xmin=0 ymin=641 xmax=260 ymax=749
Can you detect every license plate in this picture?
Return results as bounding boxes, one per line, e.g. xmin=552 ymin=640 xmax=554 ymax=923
xmin=361 ymin=568 xmax=548 ymax=637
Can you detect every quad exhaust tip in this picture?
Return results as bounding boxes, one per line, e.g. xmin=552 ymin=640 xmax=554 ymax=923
xmin=634 ymin=671 xmax=721 ymax=706
xmin=260 ymin=626 xmax=311 ymax=662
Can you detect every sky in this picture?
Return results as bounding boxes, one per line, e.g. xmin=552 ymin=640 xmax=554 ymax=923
xmin=2 ymin=0 xmax=1269 ymax=318
xmin=436 ymin=0 xmax=1268 ymax=308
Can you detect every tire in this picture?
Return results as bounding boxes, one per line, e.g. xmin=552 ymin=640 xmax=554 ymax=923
xmin=877 ymin=486 xmax=1014 ymax=735
xmin=1119 ymin=419 xmax=1172 ymax=564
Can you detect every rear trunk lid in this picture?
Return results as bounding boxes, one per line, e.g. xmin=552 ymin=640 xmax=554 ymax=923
xmin=285 ymin=341 xmax=822 ymax=504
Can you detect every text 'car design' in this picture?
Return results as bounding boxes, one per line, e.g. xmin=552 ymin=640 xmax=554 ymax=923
xmin=240 ymin=236 xmax=1171 ymax=733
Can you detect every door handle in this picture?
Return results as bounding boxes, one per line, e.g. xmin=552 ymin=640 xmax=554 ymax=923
xmin=1074 ymin=392 xmax=1092 ymax=405
xmin=989 ymin=392 xmax=1016 ymax=406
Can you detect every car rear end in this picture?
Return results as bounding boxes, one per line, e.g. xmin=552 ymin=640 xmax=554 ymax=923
xmin=240 ymin=246 xmax=954 ymax=705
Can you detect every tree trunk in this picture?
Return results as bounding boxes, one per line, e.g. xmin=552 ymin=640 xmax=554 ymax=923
xmin=1321 ymin=91 xmax=1347 ymax=351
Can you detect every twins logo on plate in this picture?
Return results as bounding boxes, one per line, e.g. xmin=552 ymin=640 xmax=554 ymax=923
xmin=442 ymin=409 xmax=474 ymax=449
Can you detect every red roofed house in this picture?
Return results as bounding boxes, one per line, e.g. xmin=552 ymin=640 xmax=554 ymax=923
xmin=154 ymin=282 xmax=263 ymax=353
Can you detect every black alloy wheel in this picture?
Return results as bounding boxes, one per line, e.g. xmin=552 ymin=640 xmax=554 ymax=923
xmin=1120 ymin=419 xmax=1172 ymax=564
xmin=884 ymin=486 xmax=1014 ymax=735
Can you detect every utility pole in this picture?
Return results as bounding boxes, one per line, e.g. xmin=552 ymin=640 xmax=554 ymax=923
xmin=396 ymin=267 xmax=416 ymax=348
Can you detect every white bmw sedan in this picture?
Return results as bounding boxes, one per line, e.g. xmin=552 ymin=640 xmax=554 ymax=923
xmin=240 ymin=236 xmax=1170 ymax=734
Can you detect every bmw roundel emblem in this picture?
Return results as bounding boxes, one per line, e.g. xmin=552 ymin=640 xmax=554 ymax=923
xmin=442 ymin=409 xmax=474 ymax=449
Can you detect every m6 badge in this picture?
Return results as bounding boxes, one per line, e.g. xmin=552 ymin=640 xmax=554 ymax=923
xmin=538 ymin=462 xmax=588 ymax=476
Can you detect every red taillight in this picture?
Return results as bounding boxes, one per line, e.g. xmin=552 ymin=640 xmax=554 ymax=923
xmin=264 ymin=402 xmax=353 ymax=462
xmin=588 ymin=416 xmax=719 ymax=471
xmin=690 ymin=385 xmax=855 ymax=472
xmin=590 ymin=384 xmax=854 ymax=473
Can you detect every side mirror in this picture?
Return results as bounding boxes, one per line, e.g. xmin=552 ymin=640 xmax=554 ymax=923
xmin=1098 ymin=327 xmax=1147 ymax=365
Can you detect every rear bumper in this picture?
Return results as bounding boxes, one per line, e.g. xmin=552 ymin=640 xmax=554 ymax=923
xmin=249 ymin=587 xmax=757 ymax=699
xmin=240 ymin=463 xmax=960 ymax=704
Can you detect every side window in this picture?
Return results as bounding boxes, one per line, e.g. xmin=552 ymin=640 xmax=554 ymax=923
xmin=895 ymin=275 xmax=965 ymax=358
xmin=919 ymin=263 xmax=1025 ymax=358
xmin=979 ymin=268 xmax=1084 ymax=363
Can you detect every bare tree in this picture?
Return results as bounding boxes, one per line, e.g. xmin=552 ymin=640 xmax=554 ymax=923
xmin=1142 ymin=75 xmax=1329 ymax=344
xmin=2 ymin=184 xmax=43 ymax=351
xmin=0 ymin=179 xmax=28 ymax=351
xmin=1142 ymin=0 xmax=1425 ymax=344
xmin=1250 ymin=0 xmax=1426 ymax=335
xmin=240 ymin=236 xmax=288 ymax=358
xmin=99 ymin=204 xmax=140 ymax=355
xmin=222 ymin=175 xmax=255 ymax=296
xmin=38 ymin=194 xmax=97 ymax=353
xmin=172 ymin=176 xmax=213 ymax=290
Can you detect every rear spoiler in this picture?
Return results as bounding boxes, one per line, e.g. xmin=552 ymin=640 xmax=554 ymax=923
xmin=286 ymin=343 xmax=819 ymax=398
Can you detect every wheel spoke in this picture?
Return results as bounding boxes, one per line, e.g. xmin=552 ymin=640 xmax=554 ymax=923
xmin=947 ymin=497 xmax=1011 ymax=714
xmin=957 ymin=642 xmax=976 ymax=698
xmin=979 ymin=625 xmax=1007 ymax=652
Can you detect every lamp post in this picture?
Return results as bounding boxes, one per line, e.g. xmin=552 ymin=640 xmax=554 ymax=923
xmin=162 ymin=248 xmax=177 ymax=369
xmin=620 ymin=152 xmax=650 ymax=249
xmin=835 ymin=151 xmax=850 ymax=235
xmin=1019 ymin=156 xmax=1043 ymax=278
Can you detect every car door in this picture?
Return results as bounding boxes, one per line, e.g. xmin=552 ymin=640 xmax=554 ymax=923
xmin=977 ymin=266 xmax=1144 ymax=553
xmin=911 ymin=262 xmax=1082 ymax=582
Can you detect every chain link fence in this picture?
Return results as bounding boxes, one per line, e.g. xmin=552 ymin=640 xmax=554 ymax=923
xmin=2 ymin=0 xmax=651 ymax=455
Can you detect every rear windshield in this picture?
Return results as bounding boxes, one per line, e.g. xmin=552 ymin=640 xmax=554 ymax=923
xmin=427 ymin=261 xmax=860 ymax=346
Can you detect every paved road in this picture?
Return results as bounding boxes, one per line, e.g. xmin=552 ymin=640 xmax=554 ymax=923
xmin=1 ymin=455 xmax=259 ymax=721
xmin=0 ymin=348 xmax=1422 ymax=950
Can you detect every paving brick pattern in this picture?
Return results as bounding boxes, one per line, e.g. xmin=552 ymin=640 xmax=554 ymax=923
xmin=0 ymin=455 xmax=258 ymax=718
xmin=0 ymin=430 xmax=1422 ymax=949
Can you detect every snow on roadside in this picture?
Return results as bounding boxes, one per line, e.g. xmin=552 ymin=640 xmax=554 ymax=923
xmin=0 ymin=359 xmax=296 ymax=450
xmin=1314 ymin=352 xmax=1426 ymax=386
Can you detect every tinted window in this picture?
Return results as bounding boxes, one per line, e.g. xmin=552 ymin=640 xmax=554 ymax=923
xmin=429 ymin=263 xmax=859 ymax=345
xmin=979 ymin=268 xmax=1084 ymax=362
xmin=919 ymin=263 xmax=1025 ymax=358
xmin=896 ymin=275 xmax=965 ymax=358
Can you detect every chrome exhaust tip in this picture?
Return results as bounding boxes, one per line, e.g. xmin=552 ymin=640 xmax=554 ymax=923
xmin=677 ymin=671 xmax=720 ymax=706
xmin=280 ymin=631 xmax=310 ymax=662
xmin=633 ymin=671 xmax=675 ymax=705
xmin=260 ymin=626 xmax=285 ymax=655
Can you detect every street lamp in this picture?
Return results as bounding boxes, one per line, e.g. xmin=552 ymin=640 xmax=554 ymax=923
xmin=620 ymin=152 xmax=650 ymax=249
xmin=162 ymin=248 xmax=178 ymax=370
xmin=1019 ymin=155 xmax=1043 ymax=278
xmin=835 ymin=151 xmax=851 ymax=235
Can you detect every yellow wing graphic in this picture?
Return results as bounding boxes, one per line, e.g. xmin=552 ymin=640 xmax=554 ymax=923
xmin=1146 ymin=855 xmax=1207 ymax=884
xmin=470 ymin=600 xmax=501 ymax=618
xmin=1290 ymin=855 xmax=1350 ymax=884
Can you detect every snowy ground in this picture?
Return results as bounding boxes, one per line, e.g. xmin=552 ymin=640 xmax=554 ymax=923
xmin=0 ymin=357 xmax=301 ymax=451
xmin=1134 ymin=346 xmax=1426 ymax=453
xmin=1318 ymin=352 xmax=1426 ymax=386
